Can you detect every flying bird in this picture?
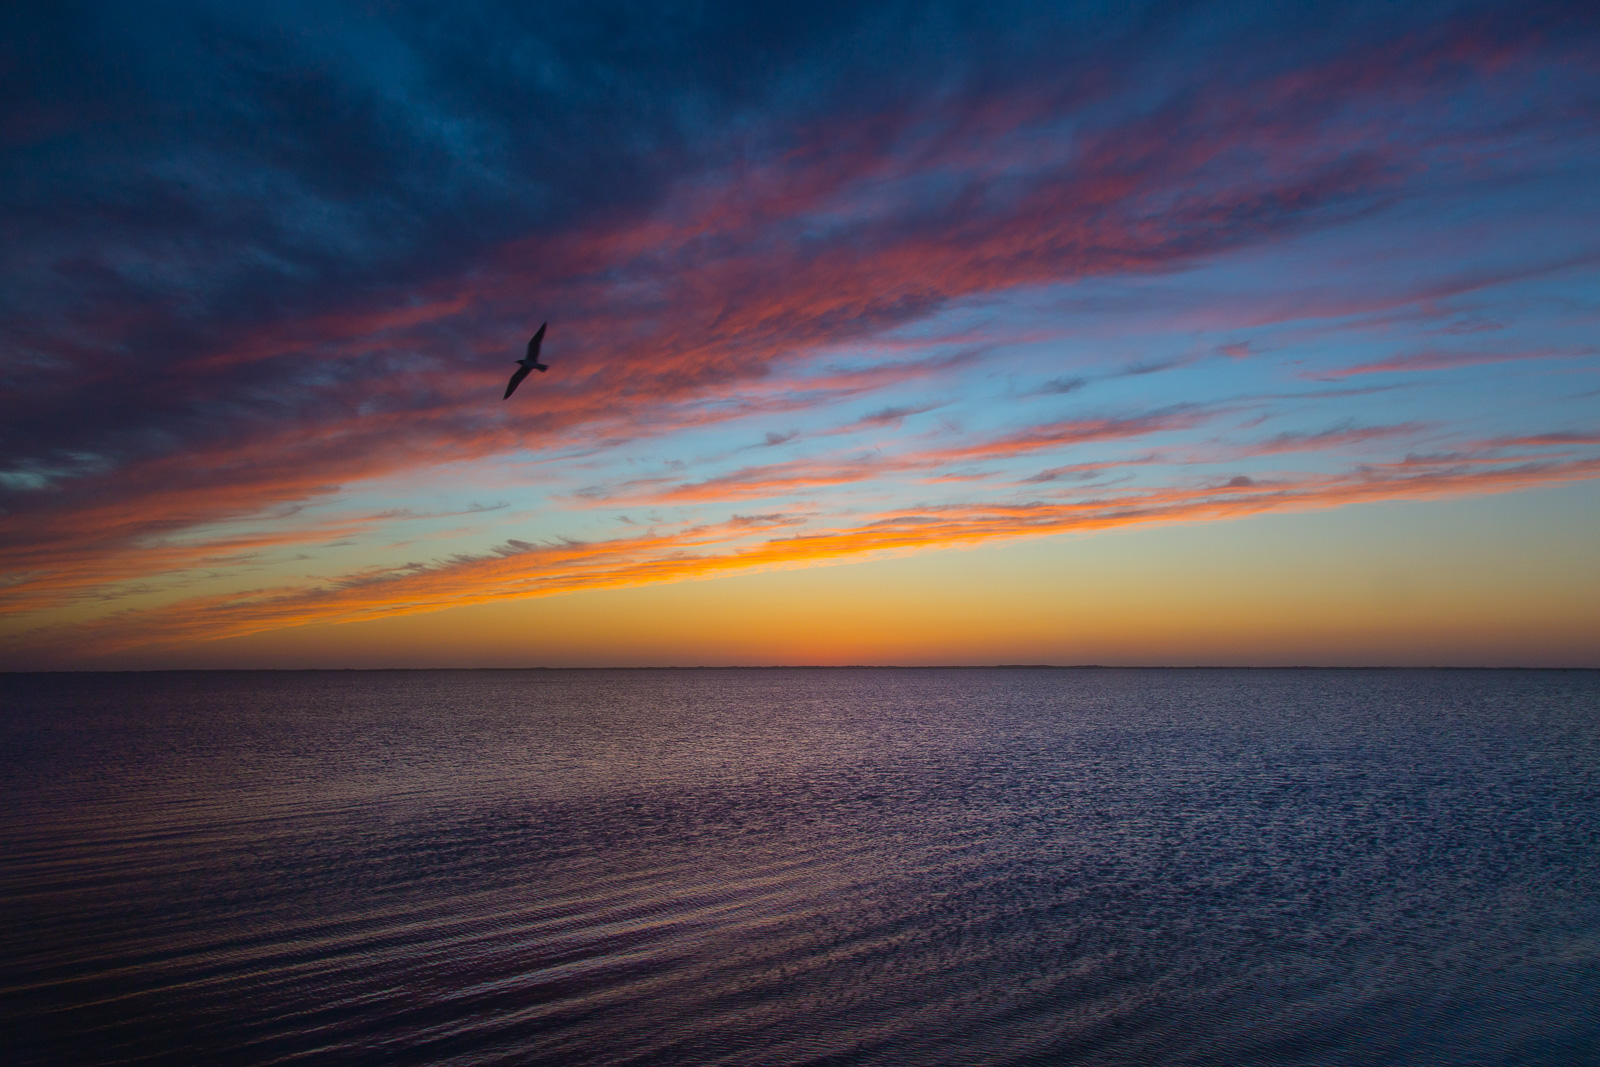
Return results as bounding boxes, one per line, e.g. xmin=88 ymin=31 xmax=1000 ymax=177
xmin=503 ymin=323 xmax=549 ymax=399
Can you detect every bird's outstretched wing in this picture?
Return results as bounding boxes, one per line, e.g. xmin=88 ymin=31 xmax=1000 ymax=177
xmin=503 ymin=364 xmax=534 ymax=399
xmin=526 ymin=322 xmax=547 ymax=362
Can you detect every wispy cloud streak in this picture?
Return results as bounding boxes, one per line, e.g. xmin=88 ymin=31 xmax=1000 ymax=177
xmin=3 ymin=0 xmax=1599 ymax=658
xmin=15 ymin=445 xmax=1599 ymax=661
xmin=1313 ymin=347 xmax=1597 ymax=379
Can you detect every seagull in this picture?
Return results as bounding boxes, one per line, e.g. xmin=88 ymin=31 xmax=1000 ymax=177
xmin=503 ymin=323 xmax=549 ymax=399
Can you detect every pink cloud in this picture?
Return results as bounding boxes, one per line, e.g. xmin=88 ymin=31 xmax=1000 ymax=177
xmin=4 ymin=11 xmax=1593 ymax=645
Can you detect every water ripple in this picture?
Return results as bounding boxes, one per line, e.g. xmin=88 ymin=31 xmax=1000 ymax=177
xmin=4 ymin=668 xmax=1599 ymax=1065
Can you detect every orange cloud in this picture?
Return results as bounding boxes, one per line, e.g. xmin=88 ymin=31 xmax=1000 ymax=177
xmin=1313 ymin=347 xmax=1596 ymax=379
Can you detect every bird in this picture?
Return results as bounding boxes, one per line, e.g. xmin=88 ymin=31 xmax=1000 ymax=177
xmin=503 ymin=323 xmax=549 ymax=399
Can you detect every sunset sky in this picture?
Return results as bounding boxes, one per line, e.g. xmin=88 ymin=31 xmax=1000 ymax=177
xmin=3 ymin=0 xmax=1598 ymax=668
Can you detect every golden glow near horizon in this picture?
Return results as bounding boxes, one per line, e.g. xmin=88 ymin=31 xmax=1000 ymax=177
xmin=4 ymin=4 xmax=1600 ymax=668
xmin=90 ymin=486 xmax=1600 ymax=669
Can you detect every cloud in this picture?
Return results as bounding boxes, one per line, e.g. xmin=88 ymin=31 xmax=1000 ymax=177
xmin=3 ymin=0 xmax=1598 ymax=654
xmin=727 ymin=512 xmax=810 ymax=529
xmin=844 ymin=404 xmax=943 ymax=430
xmin=927 ymin=408 xmax=1216 ymax=464
xmin=1204 ymin=422 xmax=1431 ymax=460
xmin=599 ymin=455 xmax=897 ymax=506
xmin=1020 ymin=456 xmax=1161 ymax=485
xmin=574 ymin=405 xmax=1214 ymax=506
xmin=1313 ymin=347 xmax=1597 ymax=380
xmin=15 ymin=443 xmax=1600 ymax=663
xmin=1492 ymin=431 xmax=1600 ymax=448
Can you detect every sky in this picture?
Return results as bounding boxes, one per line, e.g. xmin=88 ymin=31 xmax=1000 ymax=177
xmin=2 ymin=0 xmax=1598 ymax=669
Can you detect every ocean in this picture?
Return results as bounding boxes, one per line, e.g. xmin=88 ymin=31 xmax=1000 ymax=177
xmin=3 ymin=668 xmax=1598 ymax=1065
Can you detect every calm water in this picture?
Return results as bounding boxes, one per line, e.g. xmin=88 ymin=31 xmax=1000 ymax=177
xmin=2 ymin=668 xmax=1599 ymax=1065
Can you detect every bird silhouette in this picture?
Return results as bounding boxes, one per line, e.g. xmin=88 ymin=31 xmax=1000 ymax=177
xmin=503 ymin=323 xmax=549 ymax=399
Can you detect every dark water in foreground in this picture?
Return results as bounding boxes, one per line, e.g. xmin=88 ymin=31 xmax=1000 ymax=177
xmin=3 ymin=669 xmax=1599 ymax=1066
